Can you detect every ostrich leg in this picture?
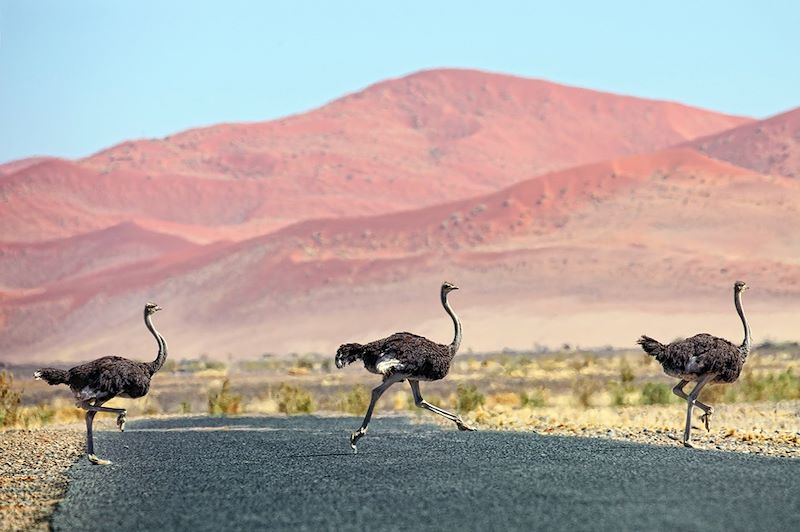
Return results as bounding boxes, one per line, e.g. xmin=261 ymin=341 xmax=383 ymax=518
xmin=350 ymin=374 xmax=403 ymax=454
xmin=673 ymin=380 xmax=714 ymax=431
xmin=83 ymin=401 xmax=113 ymax=465
xmin=86 ymin=404 xmax=128 ymax=432
xmin=682 ymin=374 xmax=714 ymax=448
xmin=409 ymin=380 xmax=475 ymax=431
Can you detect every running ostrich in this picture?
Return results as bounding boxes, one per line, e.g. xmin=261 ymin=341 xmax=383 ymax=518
xmin=335 ymin=281 xmax=475 ymax=453
xmin=638 ymin=281 xmax=751 ymax=448
xmin=34 ymin=302 xmax=167 ymax=464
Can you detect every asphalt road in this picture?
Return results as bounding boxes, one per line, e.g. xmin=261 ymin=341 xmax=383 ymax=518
xmin=53 ymin=416 xmax=799 ymax=531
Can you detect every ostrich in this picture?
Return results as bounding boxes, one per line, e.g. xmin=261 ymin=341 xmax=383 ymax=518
xmin=34 ymin=302 xmax=167 ymax=464
xmin=335 ymin=281 xmax=476 ymax=453
xmin=637 ymin=281 xmax=751 ymax=448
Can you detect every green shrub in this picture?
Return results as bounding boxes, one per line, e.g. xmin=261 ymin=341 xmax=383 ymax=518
xmin=339 ymin=385 xmax=370 ymax=415
xmin=0 ymin=371 xmax=22 ymax=427
xmin=619 ymin=360 xmax=635 ymax=384
xmin=294 ymin=358 xmax=314 ymax=370
xmin=456 ymin=383 xmax=485 ymax=412
xmin=573 ymin=377 xmax=600 ymax=408
xmin=520 ymin=388 xmax=548 ymax=408
xmin=738 ymin=368 xmax=800 ymax=402
xmin=609 ymin=383 xmax=632 ymax=406
xmin=208 ymin=378 xmax=242 ymax=416
xmin=277 ymin=384 xmax=315 ymax=414
xmin=22 ymin=404 xmax=55 ymax=427
xmin=639 ymin=382 xmax=674 ymax=405
xmin=700 ymin=368 xmax=800 ymax=404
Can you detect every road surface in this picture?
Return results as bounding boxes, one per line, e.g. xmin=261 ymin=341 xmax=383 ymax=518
xmin=53 ymin=416 xmax=800 ymax=531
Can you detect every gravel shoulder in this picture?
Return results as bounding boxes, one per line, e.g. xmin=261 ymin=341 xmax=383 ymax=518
xmin=460 ymin=400 xmax=800 ymax=458
xmin=0 ymin=426 xmax=83 ymax=531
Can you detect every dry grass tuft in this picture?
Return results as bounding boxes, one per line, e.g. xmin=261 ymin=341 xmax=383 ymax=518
xmin=208 ymin=378 xmax=242 ymax=416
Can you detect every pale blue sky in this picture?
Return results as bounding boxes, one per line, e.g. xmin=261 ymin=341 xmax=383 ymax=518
xmin=1 ymin=0 xmax=798 ymax=162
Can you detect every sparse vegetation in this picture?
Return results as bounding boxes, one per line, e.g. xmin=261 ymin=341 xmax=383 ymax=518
xmin=1 ymin=370 xmax=22 ymax=427
xmin=609 ymin=360 xmax=637 ymax=406
xmin=166 ymin=357 xmax=227 ymax=374
xmin=208 ymin=379 xmax=242 ymax=416
xmin=702 ymin=368 xmax=800 ymax=404
xmin=639 ymin=382 xmax=674 ymax=405
xmin=339 ymin=385 xmax=370 ymax=415
xmin=277 ymin=384 xmax=315 ymax=414
xmin=12 ymin=344 xmax=800 ymax=437
xmin=456 ymin=383 xmax=485 ymax=412
xmin=520 ymin=387 xmax=548 ymax=407
xmin=573 ymin=377 xmax=600 ymax=408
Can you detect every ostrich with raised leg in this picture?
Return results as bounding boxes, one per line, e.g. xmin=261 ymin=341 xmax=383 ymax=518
xmin=335 ymin=281 xmax=476 ymax=453
xmin=34 ymin=302 xmax=168 ymax=464
xmin=637 ymin=281 xmax=751 ymax=448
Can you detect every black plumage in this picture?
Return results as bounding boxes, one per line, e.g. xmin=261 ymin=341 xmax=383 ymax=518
xmin=38 ymin=356 xmax=156 ymax=401
xmin=637 ymin=281 xmax=751 ymax=447
xmin=335 ymin=282 xmax=475 ymax=453
xmin=336 ymin=331 xmax=454 ymax=382
xmin=34 ymin=302 xmax=167 ymax=464
xmin=638 ymin=333 xmax=745 ymax=384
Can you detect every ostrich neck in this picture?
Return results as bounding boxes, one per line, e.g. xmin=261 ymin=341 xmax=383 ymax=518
xmin=441 ymin=291 xmax=462 ymax=354
xmin=145 ymin=313 xmax=167 ymax=374
xmin=735 ymin=291 xmax=751 ymax=354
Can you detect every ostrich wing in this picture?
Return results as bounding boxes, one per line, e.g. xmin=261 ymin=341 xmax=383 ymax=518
xmin=669 ymin=334 xmax=742 ymax=378
xmin=69 ymin=356 xmax=150 ymax=399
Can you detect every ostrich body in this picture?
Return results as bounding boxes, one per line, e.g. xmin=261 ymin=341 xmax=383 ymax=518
xmin=335 ymin=282 xmax=475 ymax=453
xmin=34 ymin=303 xmax=167 ymax=464
xmin=637 ymin=281 xmax=751 ymax=448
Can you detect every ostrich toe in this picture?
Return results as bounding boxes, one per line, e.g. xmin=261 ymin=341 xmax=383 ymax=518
xmin=682 ymin=441 xmax=706 ymax=450
xmin=350 ymin=429 xmax=366 ymax=454
xmin=455 ymin=417 xmax=476 ymax=431
xmin=88 ymin=454 xmax=112 ymax=465
xmin=700 ymin=412 xmax=712 ymax=432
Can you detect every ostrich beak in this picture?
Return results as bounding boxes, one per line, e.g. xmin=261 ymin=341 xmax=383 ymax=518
xmin=154 ymin=305 xmax=163 ymax=311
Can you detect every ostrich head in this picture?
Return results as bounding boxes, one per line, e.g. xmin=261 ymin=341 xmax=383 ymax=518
xmin=734 ymin=281 xmax=749 ymax=293
xmin=145 ymin=302 xmax=163 ymax=315
xmin=441 ymin=281 xmax=459 ymax=294
xmin=335 ymin=343 xmax=362 ymax=369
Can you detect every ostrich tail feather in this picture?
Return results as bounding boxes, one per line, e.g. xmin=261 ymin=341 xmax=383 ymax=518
xmin=637 ymin=335 xmax=665 ymax=358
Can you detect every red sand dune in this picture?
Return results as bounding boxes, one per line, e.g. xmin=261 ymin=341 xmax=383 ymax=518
xmin=3 ymin=145 xmax=798 ymax=362
xmin=687 ymin=107 xmax=800 ymax=178
xmin=0 ymin=157 xmax=53 ymax=176
xmin=1 ymin=69 xmax=749 ymax=246
xmin=3 ymin=70 xmax=797 ymax=362
xmin=0 ymin=222 xmax=197 ymax=290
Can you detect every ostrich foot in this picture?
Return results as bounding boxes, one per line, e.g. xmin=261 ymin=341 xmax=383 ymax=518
xmin=455 ymin=417 xmax=476 ymax=431
xmin=700 ymin=409 xmax=714 ymax=432
xmin=116 ymin=412 xmax=127 ymax=432
xmin=88 ymin=454 xmax=112 ymax=465
xmin=350 ymin=428 xmax=366 ymax=454
xmin=682 ymin=440 xmax=706 ymax=450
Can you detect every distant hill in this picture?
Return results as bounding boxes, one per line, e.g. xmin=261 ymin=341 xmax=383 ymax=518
xmin=687 ymin=107 xmax=800 ymax=178
xmin=5 ymin=69 xmax=798 ymax=363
